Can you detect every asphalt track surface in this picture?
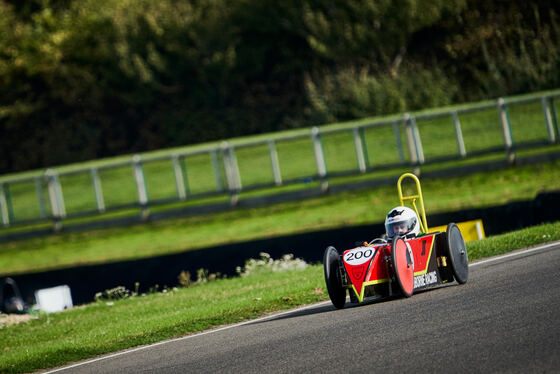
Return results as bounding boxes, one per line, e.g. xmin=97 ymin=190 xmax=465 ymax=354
xmin=44 ymin=243 xmax=560 ymax=374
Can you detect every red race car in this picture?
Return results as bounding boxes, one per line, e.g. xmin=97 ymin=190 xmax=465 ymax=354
xmin=323 ymin=173 xmax=469 ymax=309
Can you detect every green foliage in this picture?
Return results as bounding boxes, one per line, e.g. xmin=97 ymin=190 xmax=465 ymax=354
xmin=430 ymin=0 xmax=560 ymax=99
xmin=301 ymin=0 xmax=467 ymax=68
xmin=304 ymin=65 xmax=457 ymax=124
xmin=1 ymin=0 xmax=559 ymax=173
xmin=177 ymin=268 xmax=223 ymax=287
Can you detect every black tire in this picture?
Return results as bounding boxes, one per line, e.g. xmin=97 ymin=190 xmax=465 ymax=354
xmin=391 ymin=236 xmax=414 ymax=298
xmin=323 ymin=246 xmax=346 ymax=309
xmin=446 ymin=223 xmax=469 ymax=284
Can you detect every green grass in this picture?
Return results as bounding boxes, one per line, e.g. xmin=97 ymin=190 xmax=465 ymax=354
xmin=1 ymin=221 xmax=559 ymax=374
xmin=0 ymin=266 xmax=327 ymax=374
xmin=0 ymin=89 xmax=558 ymax=227
xmin=1 ymin=159 xmax=559 ymax=276
xmin=467 ymin=221 xmax=560 ymax=259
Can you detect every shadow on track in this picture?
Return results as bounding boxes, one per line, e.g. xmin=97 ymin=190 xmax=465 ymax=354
xmin=248 ymin=283 xmax=459 ymax=325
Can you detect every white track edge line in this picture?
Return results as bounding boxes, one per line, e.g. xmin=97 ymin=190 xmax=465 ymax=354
xmin=42 ymin=301 xmax=332 ymax=373
xmin=470 ymin=240 xmax=559 ymax=267
xmin=42 ymin=240 xmax=559 ymax=373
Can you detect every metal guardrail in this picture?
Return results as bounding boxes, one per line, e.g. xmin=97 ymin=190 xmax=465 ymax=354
xmin=1 ymin=90 xmax=560 ymax=230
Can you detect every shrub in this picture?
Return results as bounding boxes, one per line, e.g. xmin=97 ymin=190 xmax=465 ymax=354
xmin=304 ymin=65 xmax=457 ymax=125
xmin=236 ymin=252 xmax=308 ymax=277
xmin=94 ymin=286 xmax=131 ymax=301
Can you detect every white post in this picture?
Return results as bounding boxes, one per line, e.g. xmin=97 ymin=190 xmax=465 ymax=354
xmin=542 ymin=97 xmax=556 ymax=143
xmin=497 ymin=98 xmax=515 ymax=163
xmin=268 ymin=140 xmax=283 ymax=185
xmin=172 ymin=155 xmax=187 ymax=200
xmin=410 ymin=115 xmax=425 ymax=164
xmin=221 ymin=142 xmax=235 ymax=192
xmin=221 ymin=142 xmax=241 ymax=205
xmin=46 ymin=170 xmax=60 ymax=218
xmin=0 ymin=183 xmax=9 ymax=226
xmin=311 ymin=127 xmax=327 ymax=177
xmin=46 ymin=169 xmax=65 ymax=231
xmin=311 ymin=127 xmax=328 ymax=191
xmin=132 ymin=155 xmax=149 ymax=219
xmin=91 ymin=168 xmax=105 ymax=213
xmin=54 ymin=174 xmax=66 ymax=218
xmin=352 ymin=128 xmax=367 ymax=173
xmin=452 ymin=111 xmax=467 ymax=158
xmin=404 ymin=113 xmax=418 ymax=165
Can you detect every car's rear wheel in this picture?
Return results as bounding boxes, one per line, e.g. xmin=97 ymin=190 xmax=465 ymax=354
xmin=446 ymin=223 xmax=469 ymax=284
xmin=323 ymin=246 xmax=346 ymax=309
xmin=391 ymin=237 xmax=414 ymax=297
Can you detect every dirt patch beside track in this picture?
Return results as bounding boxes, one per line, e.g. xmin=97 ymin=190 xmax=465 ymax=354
xmin=0 ymin=313 xmax=36 ymax=329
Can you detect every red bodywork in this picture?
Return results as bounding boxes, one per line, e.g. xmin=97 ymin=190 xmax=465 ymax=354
xmin=342 ymin=233 xmax=442 ymax=302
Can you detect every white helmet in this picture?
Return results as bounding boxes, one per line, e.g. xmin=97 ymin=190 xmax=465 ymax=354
xmin=385 ymin=206 xmax=420 ymax=238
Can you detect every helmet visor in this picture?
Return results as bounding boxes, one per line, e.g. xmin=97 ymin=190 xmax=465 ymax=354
xmin=386 ymin=217 xmax=417 ymax=237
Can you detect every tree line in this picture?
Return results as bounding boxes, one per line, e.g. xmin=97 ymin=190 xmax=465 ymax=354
xmin=1 ymin=0 xmax=559 ymax=173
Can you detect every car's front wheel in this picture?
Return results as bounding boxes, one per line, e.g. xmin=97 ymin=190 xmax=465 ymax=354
xmin=323 ymin=246 xmax=346 ymax=309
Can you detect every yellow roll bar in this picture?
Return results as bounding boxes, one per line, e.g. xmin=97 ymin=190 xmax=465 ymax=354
xmin=397 ymin=173 xmax=428 ymax=233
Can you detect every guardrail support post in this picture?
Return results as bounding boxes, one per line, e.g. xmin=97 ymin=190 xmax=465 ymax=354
xmin=352 ymin=127 xmax=367 ymax=173
xmin=181 ymin=155 xmax=191 ymax=196
xmin=35 ymin=177 xmax=47 ymax=219
xmin=411 ymin=116 xmax=425 ymax=165
xmin=498 ymin=98 xmax=515 ymax=163
xmin=46 ymin=169 xmax=66 ymax=231
xmin=452 ymin=111 xmax=467 ymax=158
xmin=221 ymin=142 xmax=235 ymax=192
xmin=221 ymin=142 xmax=241 ymax=205
xmin=211 ymin=149 xmax=224 ymax=192
xmin=542 ymin=97 xmax=557 ymax=143
xmin=90 ymin=168 xmax=106 ymax=213
xmin=360 ymin=127 xmax=371 ymax=169
xmin=268 ymin=140 xmax=283 ymax=185
xmin=404 ymin=114 xmax=417 ymax=164
xmin=393 ymin=121 xmax=405 ymax=164
xmin=311 ymin=127 xmax=328 ymax=192
xmin=404 ymin=114 xmax=423 ymax=174
xmin=132 ymin=155 xmax=150 ymax=220
xmin=549 ymin=97 xmax=560 ymax=142
xmin=0 ymin=183 xmax=10 ymax=227
xmin=229 ymin=147 xmax=242 ymax=192
xmin=172 ymin=155 xmax=187 ymax=200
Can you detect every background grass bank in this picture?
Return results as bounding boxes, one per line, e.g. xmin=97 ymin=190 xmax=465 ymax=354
xmin=1 ymin=159 xmax=559 ymax=276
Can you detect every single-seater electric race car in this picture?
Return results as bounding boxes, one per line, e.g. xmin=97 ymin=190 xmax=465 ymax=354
xmin=323 ymin=173 xmax=469 ymax=309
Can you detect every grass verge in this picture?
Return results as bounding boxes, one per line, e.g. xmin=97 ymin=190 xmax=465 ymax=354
xmin=1 ymin=221 xmax=559 ymax=374
xmin=467 ymin=221 xmax=560 ymax=259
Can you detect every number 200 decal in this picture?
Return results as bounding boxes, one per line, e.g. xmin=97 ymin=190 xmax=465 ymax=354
xmin=344 ymin=247 xmax=375 ymax=265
